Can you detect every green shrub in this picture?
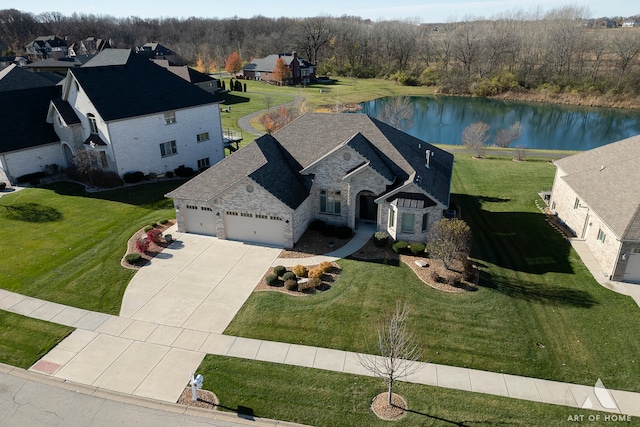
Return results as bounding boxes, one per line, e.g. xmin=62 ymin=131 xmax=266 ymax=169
xmin=265 ymin=273 xmax=279 ymax=286
xmin=285 ymin=279 xmax=298 ymax=291
xmin=373 ymin=231 xmax=389 ymax=247
xmin=174 ymin=166 xmax=195 ymax=177
xmin=123 ymin=171 xmax=144 ymax=183
xmin=282 ymin=271 xmax=296 ymax=281
xmin=410 ymin=243 xmax=426 ymax=255
xmin=336 ymin=226 xmax=352 ymax=239
xmin=430 ymin=270 xmax=440 ymax=283
xmin=0 ymin=182 xmax=6 ymax=190
xmin=321 ymin=224 xmax=336 ymax=237
xmin=158 ymin=219 xmax=169 ymax=225
xmin=309 ymin=219 xmax=325 ymax=231
xmin=125 ymin=253 xmax=141 ymax=264
xmin=17 ymin=172 xmax=45 ymax=184
xmin=151 ymin=222 xmax=158 ymax=227
xmin=272 ymin=265 xmax=287 ymax=277
xmin=292 ymin=265 xmax=308 ymax=278
xmin=143 ymin=225 xmax=154 ymax=232
xmin=166 ymin=171 xmax=174 ymax=178
xmin=392 ymin=240 xmax=409 ymax=254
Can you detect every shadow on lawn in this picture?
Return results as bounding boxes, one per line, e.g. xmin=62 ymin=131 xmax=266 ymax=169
xmin=0 ymin=202 xmax=63 ymax=222
xmin=452 ymin=193 xmax=574 ymax=275
xmin=219 ymin=92 xmax=251 ymax=106
xmin=478 ymin=271 xmax=598 ymax=308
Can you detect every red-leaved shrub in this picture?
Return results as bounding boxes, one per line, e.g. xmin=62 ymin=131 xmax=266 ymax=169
xmin=135 ymin=238 xmax=150 ymax=253
xmin=147 ymin=229 xmax=162 ymax=243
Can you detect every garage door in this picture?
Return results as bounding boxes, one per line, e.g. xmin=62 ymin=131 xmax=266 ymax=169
xmin=184 ymin=205 xmax=217 ymax=236
xmin=224 ymin=211 xmax=285 ymax=246
xmin=624 ymin=248 xmax=640 ymax=283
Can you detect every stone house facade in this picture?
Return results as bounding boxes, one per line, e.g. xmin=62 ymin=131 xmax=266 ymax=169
xmin=550 ymin=134 xmax=640 ymax=283
xmin=168 ymin=113 xmax=454 ymax=248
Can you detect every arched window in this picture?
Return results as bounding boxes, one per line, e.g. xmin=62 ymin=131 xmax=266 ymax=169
xmin=88 ymin=113 xmax=98 ymax=134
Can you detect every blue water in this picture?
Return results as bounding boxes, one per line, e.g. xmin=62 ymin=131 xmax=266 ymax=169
xmin=359 ymin=96 xmax=640 ymax=151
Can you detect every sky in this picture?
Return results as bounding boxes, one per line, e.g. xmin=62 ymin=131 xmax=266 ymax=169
xmin=12 ymin=0 xmax=639 ymax=23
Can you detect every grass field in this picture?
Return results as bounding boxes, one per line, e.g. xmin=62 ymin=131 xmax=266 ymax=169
xmin=0 ymin=180 xmax=184 ymax=314
xmin=198 ymin=355 xmax=616 ymax=427
xmin=224 ymin=154 xmax=640 ymax=393
xmin=0 ymin=311 xmax=73 ymax=369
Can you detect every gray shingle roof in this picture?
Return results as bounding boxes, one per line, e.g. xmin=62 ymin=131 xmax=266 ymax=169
xmin=52 ymin=98 xmax=81 ymax=125
xmin=71 ymin=49 xmax=221 ymax=122
xmin=0 ymin=86 xmax=60 ymax=153
xmin=555 ymin=134 xmax=640 ymax=239
xmin=168 ymin=113 xmax=454 ymax=210
xmin=167 ymin=134 xmax=310 ymax=209
xmin=243 ymin=53 xmax=312 ymax=73
xmin=0 ymin=64 xmax=57 ymax=91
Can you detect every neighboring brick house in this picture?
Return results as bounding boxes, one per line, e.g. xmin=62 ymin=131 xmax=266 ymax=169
xmin=154 ymin=59 xmax=220 ymax=95
xmin=136 ymin=42 xmax=180 ymax=64
xmin=549 ymin=135 xmax=640 ymax=283
xmin=167 ymin=113 xmax=454 ymax=247
xmin=46 ymin=48 xmax=225 ymax=178
xmin=243 ymin=52 xmax=315 ymax=85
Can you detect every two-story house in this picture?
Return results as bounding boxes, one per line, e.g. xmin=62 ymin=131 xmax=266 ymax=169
xmin=47 ymin=49 xmax=225 ymax=179
xmin=243 ymin=52 xmax=316 ymax=85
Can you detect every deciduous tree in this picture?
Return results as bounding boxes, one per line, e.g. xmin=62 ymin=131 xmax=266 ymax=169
xmin=272 ymin=57 xmax=290 ymax=85
xmin=494 ymin=121 xmax=522 ymax=148
xmin=427 ymin=218 xmax=472 ymax=270
xmin=462 ymin=122 xmax=490 ymax=158
xmin=357 ymin=301 xmax=422 ymax=406
xmin=225 ymin=51 xmax=242 ymax=74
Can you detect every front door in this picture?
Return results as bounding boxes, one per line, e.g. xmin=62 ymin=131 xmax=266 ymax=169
xmin=359 ymin=195 xmax=377 ymax=222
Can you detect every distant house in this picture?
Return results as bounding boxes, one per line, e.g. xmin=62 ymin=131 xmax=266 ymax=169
xmin=622 ymin=20 xmax=638 ymax=27
xmin=243 ymin=52 xmax=315 ymax=85
xmin=0 ymin=69 xmax=63 ymax=184
xmin=25 ymin=35 xmax=69 ymax=61
xmin=154 ymin=59 xmax=220 ymax=95
xmin=69 ymin=37 xmax=113 ymax=56
xmin=135 ymin=42 xmax=179 ymax=64
xmin=25 ymin=57 xmax=82 ymax=75
xmin=47 ymin=49 xmax=225 ymax=179
xmin=167 ymin=113 xmax=454 ymax=247
xmin=549 ymin=135 xmax=640 ymax=283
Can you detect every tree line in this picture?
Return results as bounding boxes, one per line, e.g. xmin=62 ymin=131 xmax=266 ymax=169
xmin=2 ymin=6 xmax=640 ymax=96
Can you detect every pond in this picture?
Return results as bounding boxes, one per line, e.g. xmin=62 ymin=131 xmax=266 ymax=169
xmin=359 ymin=96 xmax=640 ymax=151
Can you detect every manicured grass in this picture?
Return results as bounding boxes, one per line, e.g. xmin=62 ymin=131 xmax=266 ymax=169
xmin=0 ymin=180 xmax=184 ymax=314
xmin=0 ymin=311 xmax=73 ymax=369
xmin=225 ymin=155 xmax=640 ymax=392
xmin=198 ymin=355 xmax=613 ymax=427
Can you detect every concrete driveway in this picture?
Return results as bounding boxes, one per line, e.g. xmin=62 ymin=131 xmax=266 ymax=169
xmin=121 ymin=232 xmax=282 ymax=333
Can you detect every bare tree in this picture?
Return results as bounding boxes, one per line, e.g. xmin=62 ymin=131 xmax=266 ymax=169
xmin=494 ymin=121 xmax=522 ymax=148
xmin=357 ymin=301 xmax=422 ymax=406
xmin=426 ymin=218 xmax=472 ymax=270
xmin=377 ymin=96 xmax=414 ymax=131
xmin=462 ymin=122 xmax=490 ymax=158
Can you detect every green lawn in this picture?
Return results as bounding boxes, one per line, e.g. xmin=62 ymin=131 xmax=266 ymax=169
xmin=0 ymin=180 xmax=184 ymax=314
xmin=198 ymin=355 xmax=616 ymax=427
xmin=0 ymin=311 xmax=73 ymax=369
xmin=225 ymin=155 xmax=640 ymax=393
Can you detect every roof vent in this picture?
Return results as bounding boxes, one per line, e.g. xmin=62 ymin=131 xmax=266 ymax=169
xmin=600 ymin=164 xmax=605 ymax=171
xmin=425 ymin=149 xmax=433 ymax=168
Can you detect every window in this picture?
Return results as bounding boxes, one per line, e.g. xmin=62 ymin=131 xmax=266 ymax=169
xmin=597 ymin=228 xmax=606 ymax=243
xmin=99 ymin=151 xmax=108 ymax=167
xmin=320 ymin=190 xmax=341 ymax=214
xmin=164 ymin=111 xmax=176 ymax=124
xmin=401 ymin=213 xmax=415 ymax=233
xmin=160 ymin=140 xmax=177 ymax=157
xmin=574 ymin=198 xmax=580 ymax=209
xmin=197 ymin=157 xmax=210 ymax=169
xmin=196 ymin=132 xmax=209 ymax=142
xmin=88 ymin=113 xmax=98 ymax=134
xmin=388 ymin=208 xmax=396 ymax=228
xmin=421 ymin=213 xmax=429 ymax=232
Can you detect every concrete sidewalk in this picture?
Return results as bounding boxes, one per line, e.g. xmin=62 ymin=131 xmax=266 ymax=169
xmin=3 ymin=288 xmax=640 ymax=416
xmin=272 ymin=223 xmax=376 ymax=267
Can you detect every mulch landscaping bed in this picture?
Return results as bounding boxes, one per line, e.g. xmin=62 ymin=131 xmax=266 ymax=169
xmin=351 ymin=238 xmax=478 ymax=293
xmin=371 ymin=392 xmax=407 ymax=421
xmin=255 ymin=262 xmax=341 ymax=296
xmin=176 ymin=387 xmax=219 ymax=410
xmin=120 ymin=220 xmax=176 ymax=269
xmin=279 ymin=228 xmax=351 ymax=258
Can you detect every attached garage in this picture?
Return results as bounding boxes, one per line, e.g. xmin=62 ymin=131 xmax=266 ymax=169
xmin=183 ymin=205 xmax=217 ymax=236
xmin=624 ymin=248 xmax=640 ymax=283
xmin=224 ymin=211 xmax=285 ymax=246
